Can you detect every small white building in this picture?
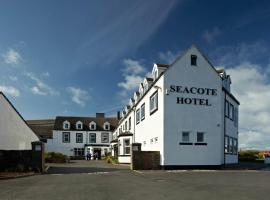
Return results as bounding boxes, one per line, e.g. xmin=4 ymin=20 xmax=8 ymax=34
xmin=112 ymin=45 xmax=239 ymax=168
xmin=0 ymin=92 xmax=39 ymax=150
xmin=46 ymin=113 xmax=118 ymax=158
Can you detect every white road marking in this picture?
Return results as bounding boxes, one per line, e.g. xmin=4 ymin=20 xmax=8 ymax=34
xmin=133 ymin=170 xmax=143 ymax=174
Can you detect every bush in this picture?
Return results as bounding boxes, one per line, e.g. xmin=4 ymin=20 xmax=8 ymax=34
xmin=105 ymin=155 xmax=119 ymax=164
xmin=45 ymin=152 xmax=68 ymax=163
xmin=239 ymin=150 xmax=261 ymax=162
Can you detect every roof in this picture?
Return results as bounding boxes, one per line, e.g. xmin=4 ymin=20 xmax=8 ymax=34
xmin=26 ymin=119 xmax=55 ymax=139
xmin=156 ymin=63 xmax=170 ymax=68
xmin=54 ymin=116 xmax=119 ymax=131
xmin=145 ymin=77 xmax=153 ymax=81
xmin=0 ymin=92 xmax=39 ymax=139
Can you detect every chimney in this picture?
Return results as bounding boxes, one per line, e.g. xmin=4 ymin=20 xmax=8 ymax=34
xmin=117 ymin=111 xmax=121 ymax=120
xmin=96 ymin=113 xmax=105 ymax=118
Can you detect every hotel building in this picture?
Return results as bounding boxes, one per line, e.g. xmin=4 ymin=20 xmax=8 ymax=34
xmin=111 ymin=45 xmax=239 ymax=168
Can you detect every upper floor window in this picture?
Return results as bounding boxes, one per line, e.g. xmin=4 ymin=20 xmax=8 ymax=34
xmin=89 ymin=133 xmax=96 ymax=143
xmin=76 ymin=121 xmax=83 ymax=130
xmin=150 ymin=91 xmax=158 ymax=115
xmin=76 ymin=133 xmax=83 ymax=143
xmin=63 ymin=121 xmax=70 ymax=130
xmin=128 ymin=117 xmax=131 ymax=130
xmin=191 ymin=55 xmax=197 ymax=66
xmin=141 ymin=103 xmax=145 ymax=121
xmin=101 ymin=132 xmax=109 ymax=143
xmin=125 ymin=121 xmax=127 ymax=131
xmin=103 ymin=122 xmax=110 ymax=130
xmin=62 ymin=132 xmax=70 ymax=143
xmin=89 ymin=121 xmax=96 ymax=130
xmin=197 ymin=132 xmax=204 ymax=142
xmin=182 ymin=132 xmax=190 ymax=142
xmin=136 ymin=108 xmax=140 ymax=124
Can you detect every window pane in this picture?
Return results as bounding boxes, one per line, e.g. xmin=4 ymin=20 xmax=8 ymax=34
xmin=90 ymin=133 xmax=96 ymax=143
xmin=197 ymin=132 xmax=204 ymax=142
xmin=141 ymin=104 xmax=145 ymax=120
xmin=101 ymin=133 xmax=109 ymax=143
xmin=136 ymin=109 xmax=140 ymax=124
xmin=182 ymin=132 xmax=189 ymax=142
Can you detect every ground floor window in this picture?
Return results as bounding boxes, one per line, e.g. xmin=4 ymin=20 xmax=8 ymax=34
xmin=124 ymin=139 xmax=131 ymax=155
xmin=225 ymin=135 xmax=238 ymax=155
xmin=74 ymin=148 xmax=84 ymax=156
xmin=76 ymin=133 xmax=83 ymax=143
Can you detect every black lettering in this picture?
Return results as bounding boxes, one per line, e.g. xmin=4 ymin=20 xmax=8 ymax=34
xmin=176 ymin=86 xmax=182 ymax=93
xmin=199 ymin=99 xmax=205 ymax=105
xmin=193 ymin=98 xmax=199 ymax=105
xmin=212 ymin=89 xmax=217 ymax=96
xmin=190 ymin=87 xmax=197 ymax=94
xmin=170 ymin=85 xmax=176 ymax=93
xmin=197 ymin=88 xmax=205 ymax=95
xmin=184 ymin=98 xmax=192 ymax=104
xmin=177 ymin=97 xmax=184 ymax=104
xmin=183 ymin=87 xmax=190 ymax=94
xmin=206 ymin=99 xmax=211 ymax=106
xmin=205 ymin=88 xmax=211 ymax=95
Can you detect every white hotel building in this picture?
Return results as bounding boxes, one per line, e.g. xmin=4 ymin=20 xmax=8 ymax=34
xmin=111 ymin=45 xmax=239 ymax=168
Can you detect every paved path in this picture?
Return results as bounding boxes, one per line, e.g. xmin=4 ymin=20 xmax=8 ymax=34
xmin=1 ymin=162 xmax=270 ymax=200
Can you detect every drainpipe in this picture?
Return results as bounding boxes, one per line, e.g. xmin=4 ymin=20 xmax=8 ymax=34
xmin=223 ymin=92 xmax=226 ymax=166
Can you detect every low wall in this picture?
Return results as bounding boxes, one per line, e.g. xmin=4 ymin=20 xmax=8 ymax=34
xmin=0 ymin=142 xmax=45 ymax=172
xmin=131 ymin=151 xmax=160 ymax=170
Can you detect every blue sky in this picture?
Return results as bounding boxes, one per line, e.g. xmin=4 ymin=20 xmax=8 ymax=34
xmin=1 ymin=0 xmax=270 ymax=149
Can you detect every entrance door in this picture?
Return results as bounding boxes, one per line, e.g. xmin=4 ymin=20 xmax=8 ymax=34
xmin=93 ymin=148 xmax=101 ymax=160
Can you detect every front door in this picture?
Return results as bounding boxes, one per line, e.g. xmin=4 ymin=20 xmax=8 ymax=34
xmin=93 ymin=148 xmax=101 ymax=160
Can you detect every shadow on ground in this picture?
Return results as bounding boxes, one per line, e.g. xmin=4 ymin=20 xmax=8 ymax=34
xmin=47 ymin=166 xmax=118 ymax=174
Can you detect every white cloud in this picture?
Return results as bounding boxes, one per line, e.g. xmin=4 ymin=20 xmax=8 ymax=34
xmin=202 ymin=27 xmax=221 ymax=44
xmin=158 ymin=50 xmax=177 ymax=63
xmin=25 ymin=72 xmax=58 ymax=96
xmin=2 ymin=49 xmax=22 ymax=65
xmin=0 ymin=85 xmax=20 ymax=97
xmin=66 ymin=86 xmax=90 ymax=107
xmin=118 ymin=59 xmax=149 ymax=91
xmin=226 ymin=62 xmax=270 ymax=149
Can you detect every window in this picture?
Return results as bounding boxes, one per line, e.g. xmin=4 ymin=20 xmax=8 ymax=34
xmin=150 ymin=138 xmax=153 ymax=144
xmin=143 ymin=141 xmax=146 ymax=146
xmin=234 ymin=108 xmax=238 ymax=127
xmin=101 ymin=132 xmax=109 ymax=143
xmin=76 ymin=133 xmax=83 ymax=143
xmin=197 ymin=132 xmax=204 ymax=142
xmin=229 ymin=137 xmax=233 ymax=154
xmin=74 ymin=148 xmax=84 ymax=156
xmin=63 ymin=121 xmax=70 ymax=130
xmin=182 ymin=132 xmax=190 ymax=142
xmin=233 ymin=138 xmax=238 ymax=155
xmin=225 ymin=136 xmax=229 ymax=153
xmin=136 ymin=108 xmax=140 ymax=124
xmin=76 ymin=121 xmax=83 ymax=130
xmin=191 ymin=55 xmax=197 ymax=66
xmin=128 ymin=117 xmax=131 ymax=130
xmin=154 ymin=137 xmax=158 ymax=144
xmin=229 ymin=103 xmax=234 ymax=120
xmin=104 ymin=122 xmax=110 ymax=130
xmin=150 ymin=91 xmax=158 ymax=115
xmin=125 ymin=121 xmax=127 ymax=131
xmin=124 ymin=139 xmax=131 ymax=155
xmin=62 ymin=132 xmax=70 ymax=143
xmin=89 ymin=121 xmax=96 ymax=130
xmin=89 ymin=133 xmax=96 ymax=143
xmin=225 ymin=100 xmax=229 ymax=117
xmin=141 ymin=103 xmax=145 ymax=121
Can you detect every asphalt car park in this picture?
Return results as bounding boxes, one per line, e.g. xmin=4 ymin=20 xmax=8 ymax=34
xmin=0 ymin=160 xmax=269 ymax=200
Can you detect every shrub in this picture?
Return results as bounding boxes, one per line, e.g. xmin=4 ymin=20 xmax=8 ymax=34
xmin=45 ymin=152 xmax=68 ymax=163
xmin=238 ymin=150 xmax=261 ymax=162
xmin=105 ymin=155 xmax=119 ymax=164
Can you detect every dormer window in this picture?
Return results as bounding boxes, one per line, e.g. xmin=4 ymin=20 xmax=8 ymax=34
xmin=103 ymin=122 xmax=110 ymax=130
xmin=191 ymin=55 xmax=197 ymax=66
xmin=63 ymin=120 xmax=70 ymax=130
xmin=76 ymin=121 xmax=83 ymax=130
xmin=89 ymin=121 xmax=96 ymax=130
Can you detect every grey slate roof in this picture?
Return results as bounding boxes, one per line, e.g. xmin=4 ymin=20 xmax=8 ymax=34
xmin=54 ymin=116 xmax=119 ymax=131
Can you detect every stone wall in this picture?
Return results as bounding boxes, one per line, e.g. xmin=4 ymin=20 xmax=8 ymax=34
xmin=131 ymin=150 xmax=160 ymax=170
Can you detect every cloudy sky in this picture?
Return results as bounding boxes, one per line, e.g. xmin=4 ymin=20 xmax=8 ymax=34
xmin=0 ymin=0 xmax=270 ymax=149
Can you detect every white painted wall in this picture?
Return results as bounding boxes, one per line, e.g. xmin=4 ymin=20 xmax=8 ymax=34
xmin=163 ymin=46 xmax=224 ymax=166
xmin=46 ymin=130 xmax=112 ymax=156
xmin=0 ymin=93 xmax=39 ymax=150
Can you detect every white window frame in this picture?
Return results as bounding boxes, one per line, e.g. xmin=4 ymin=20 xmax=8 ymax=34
xmin=182 ymin=132 xmax=190 ymax=142
xmin=62 ymin=132 xmax=70 ymax=143
xmin=101 ymin=132 xmax=109 ymax=143
xmin=103 ymin=122 xmax=110 ymax=130
xmin=123 ymin=139 xmax=131 ymax=155
xmin=136 ymin=108 xmax=140 ymax=124
xmin=89 ymin=121 xmax=96 ymax=130
xmin=76 ymin=121 xmax=83 ymax=130
xmin=141 ymin=103 xmax=145 ymax=121
xmin=63 ymin=121 xmax=70 ymax=130
xmin=150 ymin=90 xmax=158 ymax=115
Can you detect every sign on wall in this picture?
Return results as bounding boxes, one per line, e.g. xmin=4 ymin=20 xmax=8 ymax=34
xmin=169 ymin=85 xmax=217 ymax=106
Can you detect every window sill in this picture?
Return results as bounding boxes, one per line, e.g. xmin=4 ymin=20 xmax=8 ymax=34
xmin=150 ymin=107 xmax=158 ymax=115
xmin=179 ymin=142 xmax=193 ymax=145
xmin=194 ymin=143 xmax=207 ymax=146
